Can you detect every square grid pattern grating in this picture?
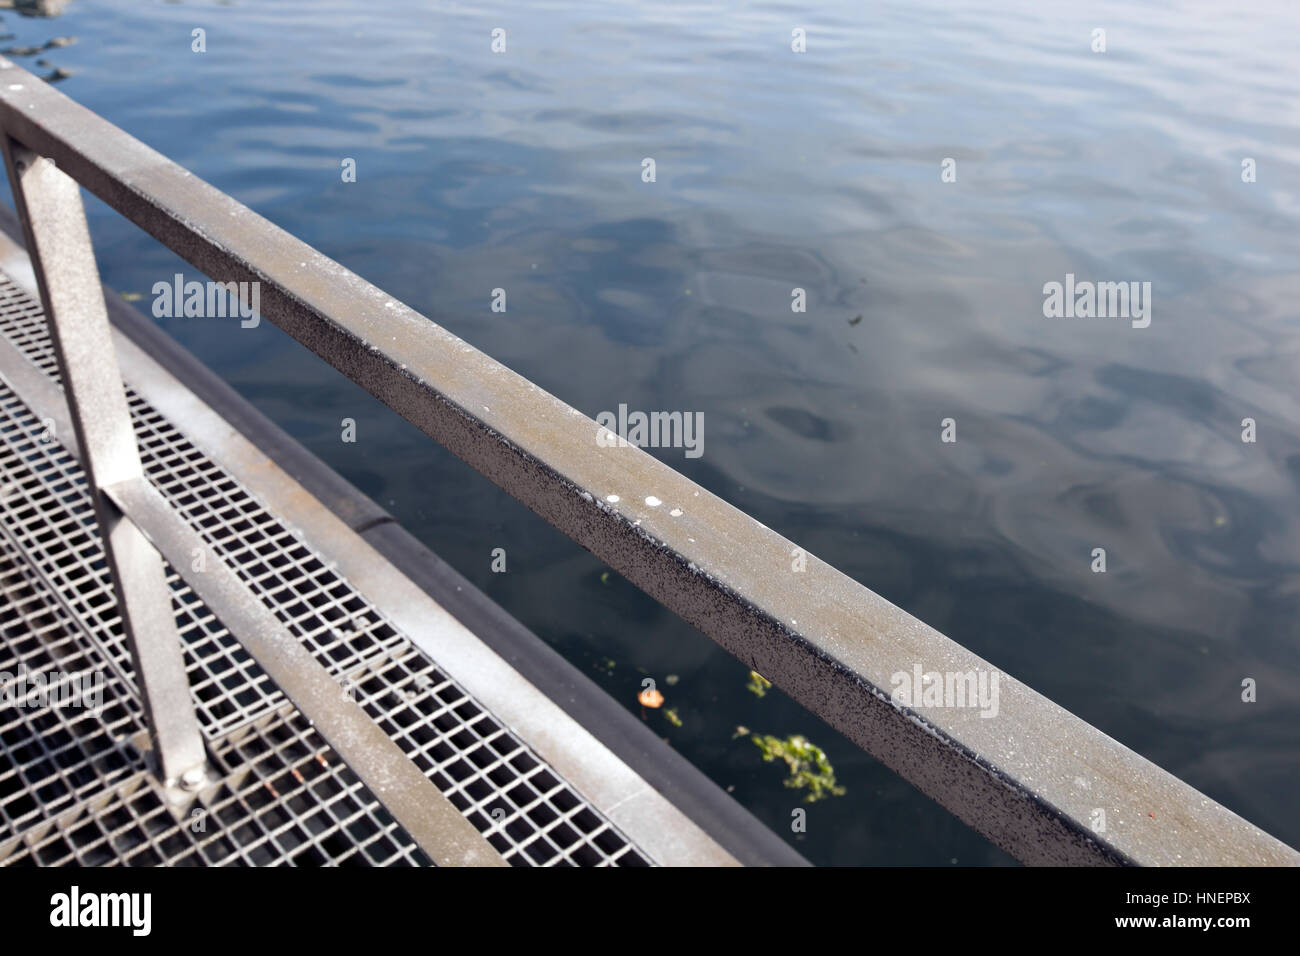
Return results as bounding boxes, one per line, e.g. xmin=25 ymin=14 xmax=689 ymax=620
xmin=0 ymin=531 xmax=142 ymax=846
xmin=0 ymin=275 xmax=649 ymax=866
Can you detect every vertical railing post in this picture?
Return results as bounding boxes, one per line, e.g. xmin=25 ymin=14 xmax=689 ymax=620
xmin=0 ymin=138 xmax=208 ymax=790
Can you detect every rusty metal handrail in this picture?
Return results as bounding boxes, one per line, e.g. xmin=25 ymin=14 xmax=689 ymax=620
xmin=0 ymin=57 xmax=1294 ymax=866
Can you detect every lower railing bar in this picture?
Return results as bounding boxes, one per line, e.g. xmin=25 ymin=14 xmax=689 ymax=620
xmin=102 ymin=475 xmax=506 ymax=867
xmin=0 ymin=324 xmax=504 ymax=866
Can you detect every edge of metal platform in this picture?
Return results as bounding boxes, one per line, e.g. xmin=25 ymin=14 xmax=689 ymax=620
xmin=0 ymin=200 xmax=809 ymax=868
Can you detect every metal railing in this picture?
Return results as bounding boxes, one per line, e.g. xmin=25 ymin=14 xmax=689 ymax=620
xmin=0 ymin=62 xmax=503 ymax=868
xmin=0 ymin=57 xmax=1294 ymax=867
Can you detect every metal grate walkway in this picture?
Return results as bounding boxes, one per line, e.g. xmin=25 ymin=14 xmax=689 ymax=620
xmin=0 ymin=271 xmax=654 ymax=866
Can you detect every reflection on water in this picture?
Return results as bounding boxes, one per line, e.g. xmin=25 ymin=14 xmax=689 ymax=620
xmin=8 ymin=0 xmax=1297 ymax=864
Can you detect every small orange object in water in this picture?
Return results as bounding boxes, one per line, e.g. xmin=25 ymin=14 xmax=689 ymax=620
xmin=638 ymin=687 xmax=664 ymax=708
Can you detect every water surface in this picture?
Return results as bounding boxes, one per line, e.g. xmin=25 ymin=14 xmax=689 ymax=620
xmin=7 ymin=0 xmax=1298 ymax=864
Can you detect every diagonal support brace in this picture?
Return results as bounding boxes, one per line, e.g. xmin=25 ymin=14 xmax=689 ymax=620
xmin=0 ymin=137 xmax=208 ymax=788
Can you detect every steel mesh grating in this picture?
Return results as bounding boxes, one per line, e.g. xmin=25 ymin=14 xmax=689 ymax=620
xmin=0 ymin=274 xmax=649 ymax=866
xmin=1 ymin=710 xmax=432 ymax=867
xmin=0 ymin=532 xmax=142 ymax=845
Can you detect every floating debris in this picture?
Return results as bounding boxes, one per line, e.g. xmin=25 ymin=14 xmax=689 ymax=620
xmin=665 ymin=673 xmax=679 ymax=686
xmin=637 ymin=686 xmax=664 ymax=709
xmin=664 ymin=707 xmax=682 ymax=728
xmin=44 ymin=35 xmax=75 ymax=47
xmin=1 ymin=45 xmax=43 ymax=56
xmin=746 ymin=670 xmax=772 ymax=698
xmin=119 ymin=291 xmax=143 ymax=302
xmin=750 ymin=733 xmax=846 ymax=803
xmin=849 ymin=314 xmax=863 ymax=326
xmin=599 ymin=570 xmax=610 ymax=585
xmin=731 ymin=725 xmax=749 ymax=740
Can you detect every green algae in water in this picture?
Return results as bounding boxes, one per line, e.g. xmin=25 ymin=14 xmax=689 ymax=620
xmin=746 ymin=670 xmax=772 ymax=698
xmin=751 ymin=734 xmax=845 ymax=803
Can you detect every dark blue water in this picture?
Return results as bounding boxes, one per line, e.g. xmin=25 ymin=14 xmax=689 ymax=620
xmin=8 ymin=0 xmax=1298 ymax=864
